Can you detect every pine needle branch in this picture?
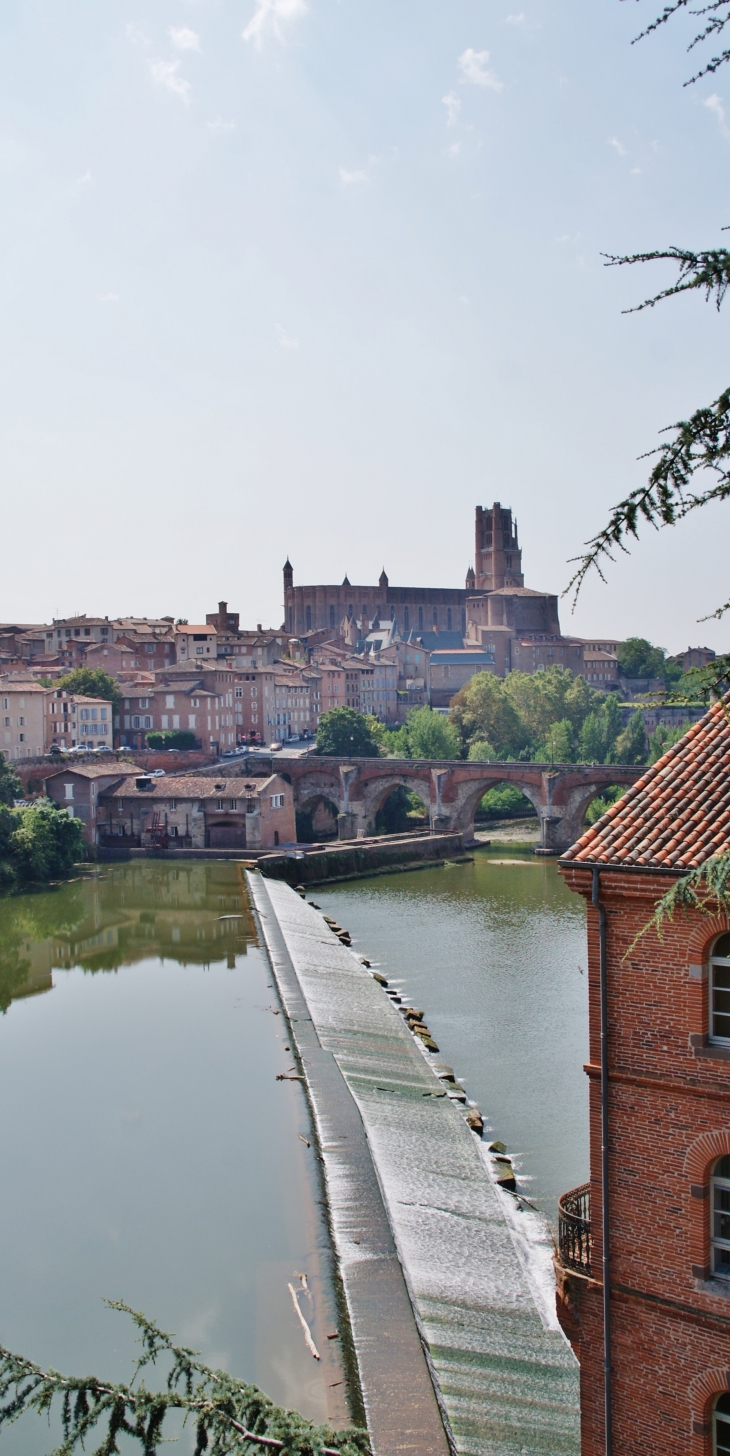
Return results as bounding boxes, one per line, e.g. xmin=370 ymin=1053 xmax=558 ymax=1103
xmin=0 ymin=1305 xmax=371 ymax=1456
xmin=628 ymin=847 xmax=730 ymax=950
xmin=603 ymin=247 xmax=730 ymax=311
xmin=625 ymin=0 xmax=730 ymax=81
xmin=566 ymin=386 xmax=730 ymax=604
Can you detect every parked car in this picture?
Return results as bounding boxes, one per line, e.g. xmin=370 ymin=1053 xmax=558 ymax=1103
xmin=149 ymin=769 xmax=166 ymax=778
xmin=93 ymin=744 xmax=113 ymax=753
xmin=48 ymin=744 xmax=63 ymax=756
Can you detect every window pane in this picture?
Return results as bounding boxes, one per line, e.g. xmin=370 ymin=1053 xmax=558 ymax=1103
xmin=717 ymin=1415 xmax=730 ymax=1452
xmin=714 ymin=1244 xmax=730 ymax=1276
xmin=714 ymin=968 xmax=730 ymax=990
xmin=712 ymin=1013 xmax=730 ymax=1039
xmin=714 ymin=933 xmax=730 ymax=959
xmin=714 ymin=990 xmax=730 ymax=1014
xmin=717 ymin=1157 xmax=730 ymax=1180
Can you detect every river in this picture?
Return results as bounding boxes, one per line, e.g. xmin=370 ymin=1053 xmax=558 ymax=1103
xmin=0 ymin=862 xmax=349 ymax=1454
xmin=313 ymin=845 xmax=589 ymax=1228
xmin=0 ymin=849 xmax=587 ymax=1452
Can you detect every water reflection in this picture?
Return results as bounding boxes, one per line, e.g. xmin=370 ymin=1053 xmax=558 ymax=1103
xmin=0 ymin=864 xmax=257 ymax=1009
xmin=0 ymin=864 xmax=348 ymax=1450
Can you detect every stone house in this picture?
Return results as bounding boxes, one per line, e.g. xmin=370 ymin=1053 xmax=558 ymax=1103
xmin=174 ymin=625 xmax=217 ymax=664
xmin=556 ymin=697 xmax=730 ymax=1455
xmin=43 ymin=764 xmax=139 ymax=843
xmin=98 ymin=773 xmax=295 ymax=850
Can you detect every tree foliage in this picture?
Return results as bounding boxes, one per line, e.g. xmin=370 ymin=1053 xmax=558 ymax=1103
xmin=55 ymin=668 xmax=122 ymax=714
xmin=0 ymin=752 xmax=22 ymax=807
xmin=0 ymin=1302 xmax=371 ymax=1456
xmin=316 ymin=708 xmax=380 ymax=758
xmin=0 ymin=800 xmax=84 ymax=888
xmin=449 ymin=667 xmax=627 ymax=764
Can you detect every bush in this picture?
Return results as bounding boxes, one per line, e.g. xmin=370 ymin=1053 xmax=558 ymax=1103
xmin=0 ymin=801 xmax=84 ymax=885
xmin=145 ymin=730 xmax=197 ymax=750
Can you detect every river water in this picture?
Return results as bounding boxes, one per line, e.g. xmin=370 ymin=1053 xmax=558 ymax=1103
xmin=314 ymin=846 xmax=589 ymax=1229
xmin=0 ymin=863 xmax=349 ymax=1453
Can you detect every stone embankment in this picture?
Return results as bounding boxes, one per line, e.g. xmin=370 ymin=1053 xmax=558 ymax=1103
xmin=256 ymin=830 xmax=473 ymax=886
xmin=248 ymin=873 xmax=580 ymax=1456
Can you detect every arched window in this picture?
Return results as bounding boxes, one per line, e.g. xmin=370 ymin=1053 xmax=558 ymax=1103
xmin=715 ymin=1392 xmax=730 ymax=1451
xmin=711 ymin=1155 xmax=730 ymax=1279
xmin=710 ymin=933 xmax=730 ymax=1043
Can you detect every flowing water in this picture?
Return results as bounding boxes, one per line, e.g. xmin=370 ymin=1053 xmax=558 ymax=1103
xmin=314 ymin=846 xmax=589 ymax=1229
xmin=0 ymin=863 xmax=349 ymax=1454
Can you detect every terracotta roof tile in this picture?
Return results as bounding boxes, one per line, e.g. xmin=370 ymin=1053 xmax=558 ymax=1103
xmin=562 ymin=697 xmax=730 ymax=870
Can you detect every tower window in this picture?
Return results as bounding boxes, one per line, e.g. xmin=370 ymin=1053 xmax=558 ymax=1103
xmin=418 ymin=608 xmax=423 ymax=631
xmin=447 ymin=608 xmax=452 ymax=631
xmin=306 ymin=605 xmax=312 ymax=631
xmin=710 ymin=933 xmax=730 ymax=1042
xmin=330 ymin=605 xmax=335 ymax=628
xmin=432 ymin=608 xmax=438 ymax=625
xmin=404 ymin=607 xmax=410 ymax=631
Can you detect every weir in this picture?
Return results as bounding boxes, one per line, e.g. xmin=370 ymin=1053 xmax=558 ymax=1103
xmin=248 ymin=872 xmax=580 ymax=1456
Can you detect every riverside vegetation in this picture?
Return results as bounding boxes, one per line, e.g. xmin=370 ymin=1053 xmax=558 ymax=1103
xmin=0 ymin=754 xmax=83 ymax=890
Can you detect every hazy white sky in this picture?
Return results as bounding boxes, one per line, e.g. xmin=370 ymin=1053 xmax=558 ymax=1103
xmin=1 ymin=0 xmax=728 ymax=650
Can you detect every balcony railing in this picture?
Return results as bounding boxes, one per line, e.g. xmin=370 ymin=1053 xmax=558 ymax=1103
xmin=558 ymin=1183 xmax=591 ymax=1275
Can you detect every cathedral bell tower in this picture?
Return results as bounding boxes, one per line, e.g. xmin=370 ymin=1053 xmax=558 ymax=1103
xmin=474 ymin=504 xmax=524 ymax=592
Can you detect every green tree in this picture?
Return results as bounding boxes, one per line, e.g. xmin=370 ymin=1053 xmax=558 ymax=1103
xmin=55 ymin=667 xmax=122 ymax=713
xmin=577 ymin=712 xmax=606 ymax=764
xmin=502 ymin=667 xmax=602 ymax=745
xmin=450 ymin=673 xmax=526 ymax=758
xmin=0 ymin=752 xmax=22 ymax=807
xmin=585 ymin=785 xmax=626 ymax=826
xmin=380 ymin=724 xmax=411 ymax=757
xmin=467 ymin=739 xmax=499 ymax=761
xmin=7 ymin=801 xmax=84 ymax=881
xmin=405 ymin=706 xmax=460 ymax=759
xmin=316 ymin=706 xmax=380 ymax=757
xmin=617 ymin=638 xmax=669 ymax=682
xmin=534 ymin=718 xmax=574 ymax=763
xmin=612 ymin=710 xmax=648 ymax=766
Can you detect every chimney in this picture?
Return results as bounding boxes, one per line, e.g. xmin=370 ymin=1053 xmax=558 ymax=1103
xmin=257 ymin=623 xmax=262 ymax=633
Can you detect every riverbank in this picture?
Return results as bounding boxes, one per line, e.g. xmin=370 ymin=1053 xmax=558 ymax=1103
xmin=249 ymin=872 xmax=580 ymax=1456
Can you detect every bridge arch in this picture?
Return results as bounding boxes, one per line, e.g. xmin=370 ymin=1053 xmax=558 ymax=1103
xmin=359 ymin=773 xmax=431 ymax=833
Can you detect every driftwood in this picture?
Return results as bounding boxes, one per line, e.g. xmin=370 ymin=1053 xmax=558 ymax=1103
xmin=287 ymin=1282 xmax=321 ymax=1360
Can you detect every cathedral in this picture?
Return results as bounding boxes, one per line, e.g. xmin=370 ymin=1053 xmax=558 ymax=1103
xmin=283 ymin=503 xmax=563 ymax=651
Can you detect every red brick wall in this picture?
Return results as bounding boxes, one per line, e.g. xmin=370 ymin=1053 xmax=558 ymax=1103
xmin=558 ymin=864 xmax=730 ymax=1455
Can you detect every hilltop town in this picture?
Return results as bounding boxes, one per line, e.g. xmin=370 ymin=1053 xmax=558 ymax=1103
xmin=0 ymin=506 xmax=715 ymax=763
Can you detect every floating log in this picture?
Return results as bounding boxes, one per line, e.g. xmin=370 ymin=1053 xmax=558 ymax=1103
xmin=287 ymin=1282 xmax=320 ymax=1360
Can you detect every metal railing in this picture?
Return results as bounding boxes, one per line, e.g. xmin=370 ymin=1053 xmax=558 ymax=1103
xmin=558 ymin=1183 xmax=591 ymax=1275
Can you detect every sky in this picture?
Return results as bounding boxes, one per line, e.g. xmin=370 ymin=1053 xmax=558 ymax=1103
xmin=1 ymin=0 xmax=729 ymax=651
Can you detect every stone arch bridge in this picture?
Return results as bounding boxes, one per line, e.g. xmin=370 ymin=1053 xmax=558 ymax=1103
xmin=281 ymin=756 xmax=644 ymax=854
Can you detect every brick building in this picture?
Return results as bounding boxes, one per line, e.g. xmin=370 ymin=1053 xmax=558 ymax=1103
xmin=556 ymin=697 xmax=730 ymax=1455
xmin=98 ymin=773 xmax=295 ymax=850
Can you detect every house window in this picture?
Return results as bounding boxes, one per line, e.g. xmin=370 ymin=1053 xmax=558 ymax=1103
xmin=65 ymin=784 xmax=74 ymax=799
xmin=711 ymin=1156 xmax=730 ymax=1279
xmin=715 ymin=1393 xmax=730 ymax=1451
xmin=217 ymin=798 xmax=224 ymax=810
xmin=170 ymin=799 xmax=176 ymax=810
xmin=710 ymin=934 xmax=730 ymax=1042
xmin=270 ymin=793 xmax=284 ymax=808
